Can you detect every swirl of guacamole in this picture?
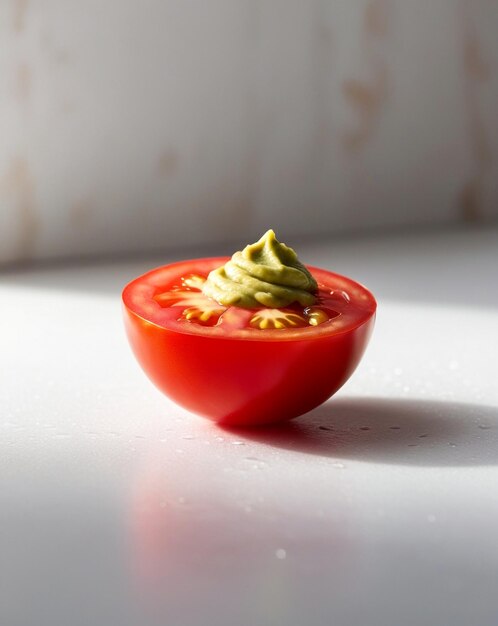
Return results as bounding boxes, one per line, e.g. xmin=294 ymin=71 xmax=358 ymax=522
xmin=202 ymin=230 xmax=318 ymax=308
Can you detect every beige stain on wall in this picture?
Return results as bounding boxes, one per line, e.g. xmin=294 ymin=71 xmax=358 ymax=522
xmin=342 ymin=0 xmax=389 ymax=153
xmin=459 ymin=180 xmax=482 ymax=222
xmin=342 ymin=66 xmax=388 ymax=153
xmin=463 ymin=12 xmax=491 ymax=167
xmin=460 ymin=5 xmax=492 ymax=221
xmin=365 ymin=0 xmax=389 ymax=37
xmin=13 ymin=0 xmax=29 ymax=33
xmin=1 ymin=158 xmax=38 ymax=259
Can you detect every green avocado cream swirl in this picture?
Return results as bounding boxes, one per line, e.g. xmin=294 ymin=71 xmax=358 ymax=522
xmin=202 ymin=230 xmax=318 ymax=308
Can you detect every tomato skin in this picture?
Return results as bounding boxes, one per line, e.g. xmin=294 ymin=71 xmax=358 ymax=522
xmin=123 ymin=259 xmax=376 ymax=426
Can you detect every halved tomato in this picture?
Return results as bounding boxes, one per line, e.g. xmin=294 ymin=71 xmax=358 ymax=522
xmin=122 ymin=258 xmax=376 ymax=426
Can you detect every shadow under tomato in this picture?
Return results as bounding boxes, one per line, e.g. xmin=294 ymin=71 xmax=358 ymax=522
xmin=219 ymin=397 xmax=498 ymax=467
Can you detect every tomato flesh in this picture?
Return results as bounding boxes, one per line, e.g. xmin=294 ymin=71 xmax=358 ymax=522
xmin=122 ymin=258 xmax=376 ymax=426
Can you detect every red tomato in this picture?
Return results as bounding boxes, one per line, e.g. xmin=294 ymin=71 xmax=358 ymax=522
xmin=122 ymin=257 xmax=376 ymax=426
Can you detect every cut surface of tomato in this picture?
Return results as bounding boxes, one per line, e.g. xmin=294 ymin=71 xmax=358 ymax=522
xmin=123 ymin=258 xmax=376 ymax=426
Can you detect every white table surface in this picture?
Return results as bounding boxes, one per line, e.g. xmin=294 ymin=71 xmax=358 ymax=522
xmin=2 ymin=227 xmax=498 ymax=626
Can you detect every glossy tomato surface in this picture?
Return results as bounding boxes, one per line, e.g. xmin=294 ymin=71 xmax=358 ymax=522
xmin=122 ymin=257 xmax=376 ymax=426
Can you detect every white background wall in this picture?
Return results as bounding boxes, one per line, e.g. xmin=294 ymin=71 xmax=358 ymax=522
xmin=1 ymin=0 xmax=497 ymax=264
